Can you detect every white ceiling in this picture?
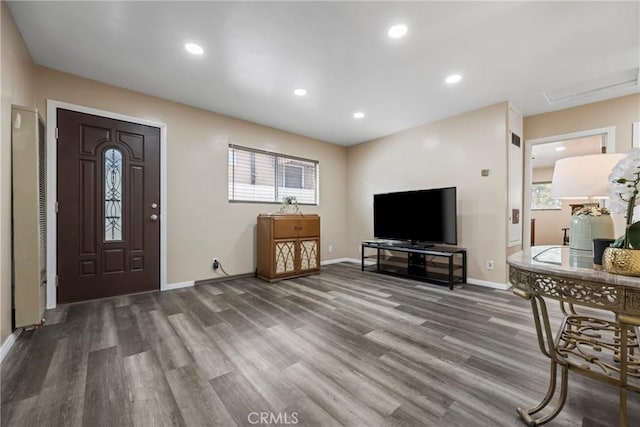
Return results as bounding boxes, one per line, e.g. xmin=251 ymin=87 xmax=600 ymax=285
xmin=8 ymin=1 xmax=640 ymax=146
xmin=531 ymin=135 xmax=603 ymax=169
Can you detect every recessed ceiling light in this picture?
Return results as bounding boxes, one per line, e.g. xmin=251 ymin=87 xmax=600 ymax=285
xmin=555 ymin=146 xmax=566 ymax=151
xmin=293 ymin=88 xmax=307 ymax=96
xmin=388 ymin=24 xmax=408 ymax=39
xmin=185 ymin=43 xmax=204 ymax=55
xmin=445 ymin=74 xmax=462 ymax=84
xmin=353 ymin=112 xmax=365 ymax=119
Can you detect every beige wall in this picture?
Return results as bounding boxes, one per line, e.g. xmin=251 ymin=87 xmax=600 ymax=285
xmin=35 ymin=67 xmax=348 ymax=287
xmin=525 ymin=94 xmax=640 ymax=241
xmin=1 ymin=3 xmax=37 ymax=344
xmin=346 ymin=102 xmax=510 ymax=284
xmin=525 ymin=94 xmax=640 ymax=154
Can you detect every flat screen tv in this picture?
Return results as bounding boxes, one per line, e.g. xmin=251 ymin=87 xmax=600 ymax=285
xmin=373 ymin=187 xmax=457 ymax=245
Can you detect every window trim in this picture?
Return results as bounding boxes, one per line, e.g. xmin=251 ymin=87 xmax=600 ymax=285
xmin=228 ymin=144 xmax=319 ymax=205
xmin=531 ymin=181 xmax=562 ymax=211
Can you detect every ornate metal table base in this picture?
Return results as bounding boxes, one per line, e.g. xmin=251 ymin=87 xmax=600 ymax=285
xmin=510 ymin=263 xmax=640 ymax=426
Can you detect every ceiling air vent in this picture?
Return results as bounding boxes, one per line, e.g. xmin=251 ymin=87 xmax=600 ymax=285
xmin=544 ymin=67 xmax=639 ymax=104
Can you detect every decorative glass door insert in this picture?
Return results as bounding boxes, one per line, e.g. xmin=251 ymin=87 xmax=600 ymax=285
xmin=104 ymin=148 xmax=123 ymax=241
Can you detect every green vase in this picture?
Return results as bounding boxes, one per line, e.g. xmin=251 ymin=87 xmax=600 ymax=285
xmin=569 ymin=214 xmax=614 ymax=251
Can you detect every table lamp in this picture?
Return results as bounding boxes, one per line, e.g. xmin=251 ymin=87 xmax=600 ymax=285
xmin=550 ymin=153 xmax=625 ymax=251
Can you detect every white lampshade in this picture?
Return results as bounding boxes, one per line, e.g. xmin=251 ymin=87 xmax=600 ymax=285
xmin=551 ymin=153 xmax=626 ymax=199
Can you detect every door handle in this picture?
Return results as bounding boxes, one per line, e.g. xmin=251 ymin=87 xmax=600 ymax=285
xmin=150 ymin=214 xmax=159 ymax=221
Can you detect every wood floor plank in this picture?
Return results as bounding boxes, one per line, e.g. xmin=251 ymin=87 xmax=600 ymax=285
xmin=439 ymin=400 xmax=515 ymax=427
xmin=136 ymin=309 xmax=194 ymax=372
xmin=165 ymin=365 xmax=237 ymax=427
xmin=330 ymin=291 xmax=427 ymax=325
xmin=294 ymin=325 xmax=450 ymax=420
xmin=206 ymin=323 xmax=306 ymax=414
xmin=379 ymin=350 xmax=522 ymax=426
xmin=222 ymin=293 xmax=279 ymax=330
xmin=87 ymin=301 xmax=118 ymax=353
xmin=269 ymin=324 xmax=402 ymax=417
xmin=0 ymin=328 xmax=59 ymax=404
xmin=82 ymin=346 xmax=132 ymax=427
xmin=283 ymin=396 xmax=342 ymax=427
xmin=215 ymin=300 xmax=262 ymax=334
xmin=236 ymin=291 xmax=305 ymax=329
xmin=206 ymin=322 xmax=298 ymax=372
xmin=365 ymin=328 xmax=469 ymax=365
xmin=3 ymin=262 xmax=639 ymax=426
xmin=33 ymin=386 xmax=84 ymax=427
xmin=0 ymin=395 xmax=40 ymax=427
xmin=167 ymin=312 xmax=233 ymax=380
xmin=115 ymin=305 xmax=148 ymax=357
xmin=308 ymin=274 xmax=395 ymax=299
xmin=209 ymin=371 xmax=274 ymax=426
xmin=38 ymin=337 xmax=87 ymax=425
xmin=283 ymin=361 xmax=388 ymax=426
xmin=279 ymin=280 xmax=338 ymax=301
xmin=207 ymin=323 xmax=269 ymax=372
xmin=124 ymin=351 xmax=185 ymax=426
xmin=177 ymin=291 xmax=224 ymax=327
xmin=41 ymin=304 xmax=69 ymax=326
xmin=280 ymin=289 xmax=338 ymax=312
xmin=155 ymin=291 xmax=184 ymax=316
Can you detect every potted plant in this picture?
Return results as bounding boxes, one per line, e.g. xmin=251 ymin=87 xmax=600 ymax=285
xmin=278 ymin=196 xmax=301 ymax=214
xmin=603 ymin=148 xmax=640 ymax=276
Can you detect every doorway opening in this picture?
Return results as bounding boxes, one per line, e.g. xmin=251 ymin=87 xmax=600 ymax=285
xmin=523 ymin=127 xmax=616 ymax=248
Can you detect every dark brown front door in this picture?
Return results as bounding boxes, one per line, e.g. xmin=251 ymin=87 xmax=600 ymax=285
xmin=57 ymin=109 xmax=160 ymax=303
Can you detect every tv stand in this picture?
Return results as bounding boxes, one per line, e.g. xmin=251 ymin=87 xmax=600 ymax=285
xmin=361 ymin=241 xmax=467 ymax=289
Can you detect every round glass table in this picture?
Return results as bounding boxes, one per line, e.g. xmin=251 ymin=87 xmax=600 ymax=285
xmin=508 ymin=246 xmax=640 ymax=426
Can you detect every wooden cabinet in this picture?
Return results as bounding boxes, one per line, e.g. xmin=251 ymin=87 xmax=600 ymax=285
xmin=257 ymin=214 xmax=320 ymax=282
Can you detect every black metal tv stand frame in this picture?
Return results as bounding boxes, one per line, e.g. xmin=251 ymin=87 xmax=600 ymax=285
xmin=361 ymin=241 xmax=467 ymax=290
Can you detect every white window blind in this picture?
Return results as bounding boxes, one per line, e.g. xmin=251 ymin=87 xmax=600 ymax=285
xmin=228 ymin=145 xmax=319 ymax=205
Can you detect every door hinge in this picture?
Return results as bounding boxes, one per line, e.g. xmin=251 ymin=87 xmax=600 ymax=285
xmin=55 ymin=275 xmax=59 ymax=287
xmin=55 ymin=201 xmax=59 ymax=213
xmin=55 ymin=128 xmax=59 ymax=139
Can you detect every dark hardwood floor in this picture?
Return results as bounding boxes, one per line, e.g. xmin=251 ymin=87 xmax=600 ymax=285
xmin=1 ymin=263 xmax=638 ymax=426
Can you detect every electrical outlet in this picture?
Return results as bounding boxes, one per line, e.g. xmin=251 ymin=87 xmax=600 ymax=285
xmin=213 ymin=258 xmax=219 ymax=270
xmin=486 ymin=259 xmax=494 ymax=270
xmin=328 ymin=245 xmax=333 ymax=253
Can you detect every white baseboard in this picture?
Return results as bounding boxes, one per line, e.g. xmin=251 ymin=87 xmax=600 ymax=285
xmin=0 ymin=329 xmax=22 ymax=363
xmin=466 ymin=278 xmax=512 ymax=290
xmin=163 ymin=280 xmax=194 ymax=291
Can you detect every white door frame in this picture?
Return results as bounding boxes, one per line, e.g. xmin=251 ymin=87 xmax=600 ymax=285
xmin=523 ymin=126 xmax=616 ymax=249
xmin=46 ymin=100 xmax=168 ymax=309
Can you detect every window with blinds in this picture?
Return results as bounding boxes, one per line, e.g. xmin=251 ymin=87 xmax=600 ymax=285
xmin=228 ymin=145 xmax=319 ymax=205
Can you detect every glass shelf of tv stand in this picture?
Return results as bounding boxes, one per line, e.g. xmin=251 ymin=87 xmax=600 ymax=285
xmin=361 ymin=241 xmax=467 ymax=289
